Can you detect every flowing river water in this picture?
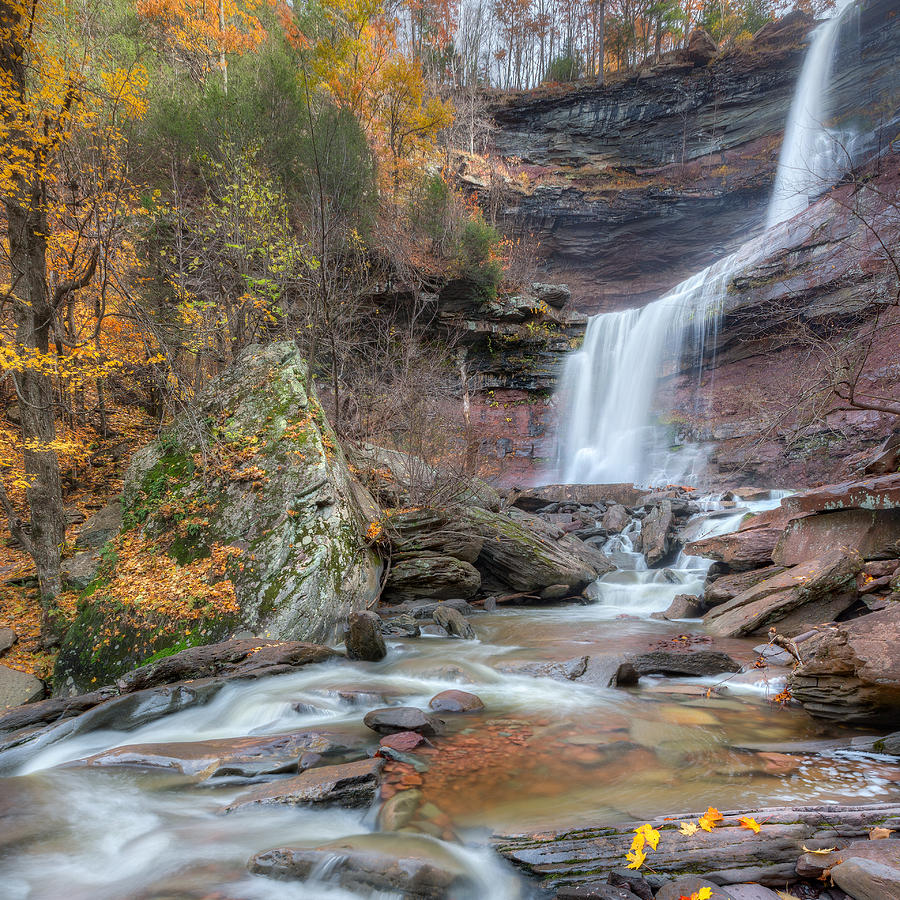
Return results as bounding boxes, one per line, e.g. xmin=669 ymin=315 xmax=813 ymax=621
xmin=4 ymin=498 xmax=900 ymax=900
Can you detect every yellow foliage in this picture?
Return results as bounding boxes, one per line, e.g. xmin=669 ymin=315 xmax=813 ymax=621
xmin=739 ymin=816 xmax=761 ymax=834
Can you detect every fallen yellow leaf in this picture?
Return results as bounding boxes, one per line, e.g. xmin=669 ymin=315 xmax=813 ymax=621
xmin=870 ymin=827 xmax=894 ymax=840
xmin=739 ymin=816 xmax=761 ymax=834
xmin=679 ymin=821 xmax=699 ymax=836
xmin=630 ymin=832 xmax=645 ymax=853
xmin=634 ymin=823 xmax=661 ymax=850
xmin=625 ymin=847 xmax=647 ymax=870
xmin=801 ymin=845 xmax=836 ymax=854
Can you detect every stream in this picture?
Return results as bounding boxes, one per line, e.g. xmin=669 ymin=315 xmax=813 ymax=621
xmin=3 ymin=498 xmax=900 ymax=900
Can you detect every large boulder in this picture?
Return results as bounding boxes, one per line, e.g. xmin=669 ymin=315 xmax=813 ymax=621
xmin=774 ymin=508 xmax=900 ymax=566
xmin=55 ymin=343 xmax=380 ymax=692
xmin=642 ymin=499 xmax=675 ymax=567
xmin=382 ymin=554 xmax=481 ymax=603
xmin=685 ymin=522 xmax=781 ymax=572
xmin=789 ymin=607 xmax=900 ymax=723
xmin=465 ymin=506 xmax=612 ymax=594
xmin=705 ymin=552 xmax=861 ymax=638
xmin=684 ymin=28 xmax=717 ymax=65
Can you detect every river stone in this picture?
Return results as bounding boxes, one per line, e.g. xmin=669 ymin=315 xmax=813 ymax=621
xmin=605 ymin=872 xmax=653 ymax=900
xmin=432 ymin=606 xmax=476 ymax=639
xmin=656 ymin=877 xmax=740 ymax=900
xmin=497 ymin=655 xmax=590 ymax=682
xmin=631 ymin=650 xmax=741 ymax=677
xmin=796 ymin=838 xmax=900 ymax=878
xmin=383 ymin=554 xmax=482 ymax=603
xmin=225 ymin=757 xmax=383 ymax=811
xmin=379 ymin=731 xmax=428 ymax=751
xmin=704 ymin=552 xmax=861 ymax=638
xmin=511 ymin=484 xmax=645 ymax=512
xmin=721 ymin=886 xmax=781 ymax=900
xmin=555 ymin=884 xmax=642 ymax=899
xmin=0 ymin=628 xmax=15 ymax=655
xmin=248 ymin=841 xmax=471 ymax=897
xmin=381 ymin=613 xmax=421 ymax=638
xmin=653 ymin=594 xmax=703 ymax=620
xmin=686 ymin=523 xmax=783 ymax=571
xmin=345 ymin=611 xmax=387 ymax=661
xmin=0 ymin=665 xmax=43 ymax=710
xmin=428 ymin=690 xmax=484 ymax=713
xmin=831 ymin=857 xmax=900 ymax=900
xmin=602 ymin=504 xmax=631 ymax=533
xmin=364 ymin=707 xmax=444 ymax=736
xmin=789 ymin=606 xmax=900 ymax=722
xmin=56 ymin=343 xmax=381 ymax=691
xmin=783 ymin=473 xmax=900 ymax=516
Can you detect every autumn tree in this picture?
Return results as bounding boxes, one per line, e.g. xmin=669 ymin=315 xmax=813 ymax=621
xmin=0 ymin=0 xmax=147 ymax=639
xmin=135 ymin=0 xmax=267 ymax=91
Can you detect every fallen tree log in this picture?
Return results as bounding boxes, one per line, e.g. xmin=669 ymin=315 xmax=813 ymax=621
xmin=492 ymin=802 xmax=900 ymax=889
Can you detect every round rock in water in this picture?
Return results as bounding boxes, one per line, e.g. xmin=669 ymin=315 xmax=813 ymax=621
xmin=363 ymin=707 xmax=444 ymax=736
xmin=428 ymin=690 xmax=484 ymax=714
xmin=345 ymin=611 xmax=387 ymax=661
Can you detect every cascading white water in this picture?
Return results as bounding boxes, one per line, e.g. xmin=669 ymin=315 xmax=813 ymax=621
xmin=557 ymin=0 xmax=856 ymax=488
xmin=767 ymin=0 xmax=856 ymax=228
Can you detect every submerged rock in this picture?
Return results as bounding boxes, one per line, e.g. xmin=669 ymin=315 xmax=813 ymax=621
xmin=56 ymin=343 xmax=380 ymax=691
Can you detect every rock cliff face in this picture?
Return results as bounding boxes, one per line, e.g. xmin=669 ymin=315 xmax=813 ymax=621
xmin=475 ymin=0 xmax=897 ymax=312
xmin=458 ymin=0 xmax=899 ymax=485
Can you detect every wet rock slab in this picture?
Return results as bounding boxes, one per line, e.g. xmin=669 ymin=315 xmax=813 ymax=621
xmin=493 ymin=803 xmax=900 ymax=889
xmin=248 ymin=836 xmax=473 ymax=898
xmin=225 ymin=757 xmax=383 ymax=811
xmin=76 ymin=730 xmax=368 ymax=778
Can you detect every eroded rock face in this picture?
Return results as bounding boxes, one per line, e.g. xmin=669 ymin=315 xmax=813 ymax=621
xmin=789 ymin=607 xmax=900 ymax=723
xmin=56 ymin=343 xmax=380 ymax=691
xmin=705 ymin=552 xmax=861 ymax=638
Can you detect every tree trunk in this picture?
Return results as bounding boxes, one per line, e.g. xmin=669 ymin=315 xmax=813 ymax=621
xmin=7 ymin=203 xmax=66 ymax=639
xmin=596 ymin=1 xmax=606 ymax=84
xmin=1 ymin=1 xmax=67 ymax=641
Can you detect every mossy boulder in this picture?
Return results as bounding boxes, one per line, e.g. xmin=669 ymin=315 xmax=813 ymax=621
xmin=55 ymin=343 xmax=380 ymax=693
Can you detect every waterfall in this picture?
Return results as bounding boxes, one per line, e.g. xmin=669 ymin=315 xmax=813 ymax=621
xmin=767 ymin=0 xmax=856 ymax=228
xmin=557 ymin=1 xmax=856 ymax=488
